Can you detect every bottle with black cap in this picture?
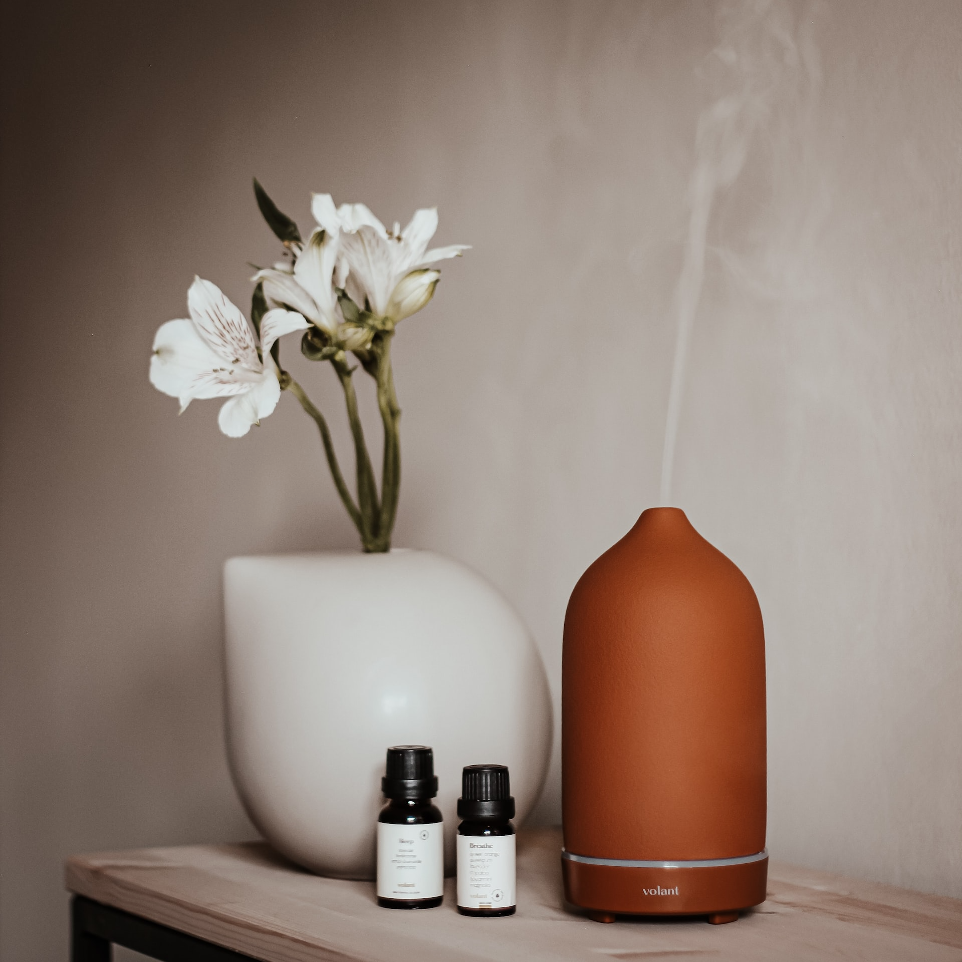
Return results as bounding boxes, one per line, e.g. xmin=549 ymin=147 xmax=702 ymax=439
xmin=377 ymin=745 xmax=444 ymax=909
xmin=456 ymin=764 xmax=516 ymax=916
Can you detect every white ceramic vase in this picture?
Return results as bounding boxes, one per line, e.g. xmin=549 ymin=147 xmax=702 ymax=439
xmin=223 ymin=550 xmax=553 ymax=879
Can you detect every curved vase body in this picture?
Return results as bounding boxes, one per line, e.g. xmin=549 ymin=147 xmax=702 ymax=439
xmin=562 ymin=508 xmax=767 ymax=919
xmin=224 ymin=550 xmax=552 ymax=879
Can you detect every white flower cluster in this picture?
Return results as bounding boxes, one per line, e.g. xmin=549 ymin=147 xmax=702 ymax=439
xmin=150 ymin=192 xmax=467 ymax=437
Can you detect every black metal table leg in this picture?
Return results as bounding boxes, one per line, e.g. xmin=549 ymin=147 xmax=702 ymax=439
xmin=71 ymin=895 xmax=261 ymax=962
xmin=72 ymin=896 xmax=111 ymax=962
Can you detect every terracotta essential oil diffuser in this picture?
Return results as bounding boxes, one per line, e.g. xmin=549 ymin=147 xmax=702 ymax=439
xmin=561 ymin=507 xmax=767 ymax=924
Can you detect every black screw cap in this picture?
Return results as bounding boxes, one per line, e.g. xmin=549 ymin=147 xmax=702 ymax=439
xmin=382 ymin=745 xmax=439 ymax=799
xmin=457 ymin=764 xmax=515 ymax=820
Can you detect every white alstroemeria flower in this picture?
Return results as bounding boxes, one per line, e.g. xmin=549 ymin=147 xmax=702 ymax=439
xmin=150 ymin=277 xmax=309 ymax=437
xmin=253 ymin=229 xmax=370 ymax=351
xmin=310 ymin=194 xmax=469 ymax=321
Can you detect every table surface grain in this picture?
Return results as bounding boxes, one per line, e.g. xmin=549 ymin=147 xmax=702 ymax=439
xmin=65 ymin=828 xmax=962 ymax=962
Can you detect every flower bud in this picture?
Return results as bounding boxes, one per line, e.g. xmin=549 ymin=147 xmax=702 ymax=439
xmin=338 ymin=323 xmax=375 ymax=351
xmin=386 ymin=269 xmax=440 ymax=322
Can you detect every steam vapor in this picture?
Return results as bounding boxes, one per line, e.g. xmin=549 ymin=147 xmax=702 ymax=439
xmin=659 ymin=0 xmax=808 ymax=505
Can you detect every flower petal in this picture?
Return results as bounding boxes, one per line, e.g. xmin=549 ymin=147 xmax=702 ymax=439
xmin=217 ymin=394 xmax=258 ymax=437
xmin=416 ymin=244 xmax=471 ymax=267
xmin=398 ymin=208 xmax=438 ymax=270
xmin=260 ymin=308 xmax=310 ymax=356
xmin=311 ymin=193 xmax=341 ymax=234
xmin=386 ymin=269 xmax=440 ymax=322
xmin=150 ymin=319 xmax=225 ymax=408
xmin=339 ymin=226 xmax=398 ymax=316
xmin=336 ymin=202 xmax=387 ymax=237
xmin=187 ymin=277 xmax=260 ymax=369
xmin=253 ymin=268 xmax=320 ymax=323
xmin=188 ymin=367 xmax=263 ymax=401
xmin=293 ymin=229 xmax=340 ymax=332
xmin=343 ymin=271 xmax=368 ymax=310
xmin=249 ymin=369 xmax=282 ymax=418
xmin=217 ymin=372 xmax=281 ymax=438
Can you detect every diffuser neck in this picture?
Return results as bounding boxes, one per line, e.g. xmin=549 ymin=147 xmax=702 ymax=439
xmin=631 ymin=506 xmax=693 ymax=535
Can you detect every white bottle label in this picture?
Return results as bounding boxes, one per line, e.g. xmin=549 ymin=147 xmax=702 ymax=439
xmin=457 ymin=833 xmax=516 ymax=909
xmin=377 ymin=822 xmax=444 ymax=900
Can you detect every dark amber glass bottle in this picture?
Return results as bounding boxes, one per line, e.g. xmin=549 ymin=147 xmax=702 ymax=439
xmin=456 ymin=765 xmax=516 ymax=917
xmin=376 ymin=746 xmax=444 ymax=909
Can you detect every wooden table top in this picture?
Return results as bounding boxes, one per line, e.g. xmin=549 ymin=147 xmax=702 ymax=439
xmin=65 ymin=828 xmax=962 ymax=962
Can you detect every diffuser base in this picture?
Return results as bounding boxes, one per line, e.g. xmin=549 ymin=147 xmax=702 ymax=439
xmin=562 ymin=850 xmax=768 ymax=920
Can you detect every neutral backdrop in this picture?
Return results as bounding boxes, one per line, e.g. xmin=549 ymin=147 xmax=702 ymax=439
xmin=2 ymin=1 xmax=961 ymax=958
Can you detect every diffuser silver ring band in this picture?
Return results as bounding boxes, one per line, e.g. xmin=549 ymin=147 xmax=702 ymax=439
xmin=561 ymin=848 xmax=768 ymax=869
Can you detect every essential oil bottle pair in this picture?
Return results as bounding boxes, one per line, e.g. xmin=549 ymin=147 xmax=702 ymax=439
xmin=375 ymin=746 xmax=516 ymax=916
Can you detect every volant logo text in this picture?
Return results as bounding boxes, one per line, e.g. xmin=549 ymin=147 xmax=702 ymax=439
xmin=642 ymin=886 xmax=679 ymax=896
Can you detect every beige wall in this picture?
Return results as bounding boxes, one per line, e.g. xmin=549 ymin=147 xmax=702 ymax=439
xmin=2 ymin=1 xmax=960 ymax=957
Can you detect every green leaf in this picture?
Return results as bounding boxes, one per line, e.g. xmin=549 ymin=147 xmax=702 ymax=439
xmin=337 ymin=291 xmax=361 ymax=325
xmin=250 ymin=283 xmax=268 ymax=336
xmin=253 ymin=178 xmax=302 ymax=244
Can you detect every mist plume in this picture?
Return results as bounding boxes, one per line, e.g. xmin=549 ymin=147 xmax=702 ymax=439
xmin=659 ymin=0 xmax=812 ymax=505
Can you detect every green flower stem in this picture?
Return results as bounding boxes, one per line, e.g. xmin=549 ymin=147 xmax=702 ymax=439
xmin=283 ymin=376 xmax=364 ymax=536
xmin=333 ymin=359 xmax=380 ymax=548
xmin=374 ymin=333 xmax=402 ymax=549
